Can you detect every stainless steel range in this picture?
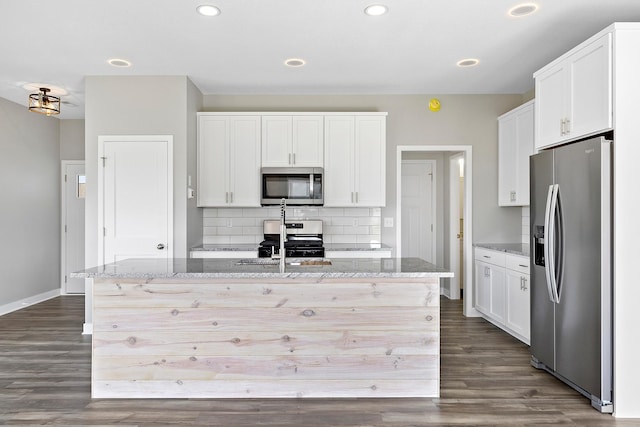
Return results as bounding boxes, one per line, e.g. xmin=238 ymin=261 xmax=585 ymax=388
xmin=258 ymin=219 xmax=325 ymax=258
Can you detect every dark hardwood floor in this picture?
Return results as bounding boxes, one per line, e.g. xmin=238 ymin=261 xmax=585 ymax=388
xmin=0 ymin=296 xmax=634 ymax=426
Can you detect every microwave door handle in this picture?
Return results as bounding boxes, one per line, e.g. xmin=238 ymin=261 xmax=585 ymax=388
xmin=309 ymin=174 xmax=314 ymax=199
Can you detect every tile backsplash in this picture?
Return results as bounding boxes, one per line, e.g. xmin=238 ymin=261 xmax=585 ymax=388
xmin=203 ymin=207 xmax=381 ymax=245
xmin=521 ymin=206 xmax=530 ymax=244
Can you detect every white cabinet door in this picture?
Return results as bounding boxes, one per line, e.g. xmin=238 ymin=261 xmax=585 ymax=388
xmin=198 ymin=116 xmax=229 ymax=206
xmin=292 ymin=116 xmax=324 ymax=167
xmin=474 ymin=260 xmax=491 ymax=315
xmin=535 ymin=32 xmax=612 ymax=150
xmin=198 ymin=115 xmax=261 ymax=207
xmin=324 ymin=116 xmax=356 ymax=206
xmin=535 ymin=63 xmax=567 ymax=150
xmin=506 ymin=270 xmax=531 ymax=343
xmin=488 ymin=264 xmax=506 ymax=323
xmin=229 ymin=117 xmax=261 ymax=206
xmin=261 ymin=116 xmax=292 ymax=167
xmin=262 ymin=116 xmax=323 ymax=167
xmin=324 ymin=115 xmax=386 ymax=207
xmin=568 ymin=33 xmax=612 ymax=140
xmin=354 ymin=116 xmax=386 ymax=206
xmin=498 ymin=101 xmax=534 ymax=206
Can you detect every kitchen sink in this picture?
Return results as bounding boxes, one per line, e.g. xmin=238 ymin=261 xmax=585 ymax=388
xmin=236 ymin=258 xmax=332 ymax=266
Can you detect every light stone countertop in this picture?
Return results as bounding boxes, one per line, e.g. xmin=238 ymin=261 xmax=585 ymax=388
xmin=72 ymin=257 xmax=452 ymax=280
xmin=473 ymin=243 xmax=530 ymax=257
xmin=190 ymin=244 xmax=393 ymax=252
xmin=190 ymin=244 xmax=259 ymax=252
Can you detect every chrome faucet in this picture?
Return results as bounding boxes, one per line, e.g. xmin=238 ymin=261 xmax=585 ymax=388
xmin=272 ymin=198 xmax=287 ymax=272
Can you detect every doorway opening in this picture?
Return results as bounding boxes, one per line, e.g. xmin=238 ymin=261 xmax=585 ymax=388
xmin=396 ymin=145 xmax=476 ymax=317
xmin=61 ymin=160 xmax=86 ymax=294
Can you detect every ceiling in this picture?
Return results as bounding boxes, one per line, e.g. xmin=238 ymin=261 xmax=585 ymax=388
xmin=2 ymin=0 xmax=640 ymax=119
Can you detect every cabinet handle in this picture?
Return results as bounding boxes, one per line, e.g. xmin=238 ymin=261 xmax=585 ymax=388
xmin=484 ymin=266 xmax=490 ymax=277
xmin=565 ymin=118 xmax=571 ymax=134
xmin=230 ymin=192 xmax=233 ymax=203
xmin=520 ymin=276 xmax=528 ymax=291
xmin=355 ymin=192 xmax=358 ymax=203
xmin=293 ymin=153 xmax=296 ymax=164
xmin=351 ymin=192 xmax=354 ymax=203
xmin=560 ymin=119 xmax=565 ymax=135
xmin=510 ymin=191 xmax=516 ymax=202
xmin=483 ymin=255 xmax=491 ymax=259
xmin=225 ymin=192 xmax=229 ymax=203
xmin=518 ymin=264 xmax=528 ymax=268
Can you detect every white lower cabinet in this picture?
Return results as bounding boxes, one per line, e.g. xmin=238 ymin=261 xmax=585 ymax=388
xmin=474 ymin=247 xmax=530 ymax=344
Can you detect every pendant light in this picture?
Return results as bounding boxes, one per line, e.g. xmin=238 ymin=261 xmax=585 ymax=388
xmin=28 ymin=87 xmax=60 ymax=116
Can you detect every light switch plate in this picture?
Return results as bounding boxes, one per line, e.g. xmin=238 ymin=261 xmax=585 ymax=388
xmin=383 ymin=217 xmax=394 ymax=227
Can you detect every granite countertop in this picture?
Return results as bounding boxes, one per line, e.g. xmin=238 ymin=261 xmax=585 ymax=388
xmin=72 ymin=257 xmax=453 ymax=280
xmin=473 ymin=243 xmax=530 ymax=257
xmin=325 ymin=243 xmax=392 ymax=251
xmin=191 ymin=244 xmax=258 ymax=252
xmin=191 ymin=244 xmax=392 ymax=252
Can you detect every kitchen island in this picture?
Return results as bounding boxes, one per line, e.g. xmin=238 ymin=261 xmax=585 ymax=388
xmin=74 ymin=257 xmax=452 ymax=399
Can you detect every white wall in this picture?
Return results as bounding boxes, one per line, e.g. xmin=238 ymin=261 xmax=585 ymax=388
xmin=186 ymin=79 xmax=204 ymax=250
xmin=0 ymin=96 xmax=61 ymax=310
xmin=202 ymin=94 xmax=526 ymax=255
xmin=60 ymin=119 xmax=85 ymax=160
xmin=84 ymin=76 xmax=202 ymax=268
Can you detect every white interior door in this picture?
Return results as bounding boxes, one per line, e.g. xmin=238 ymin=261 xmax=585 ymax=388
xmin=401 ymin=160 xmax=435 ymax=263
xmin=99 ymin=136 xmax=173 ymax=264
xmin=62 ymin=161 xmax=85 ymax=294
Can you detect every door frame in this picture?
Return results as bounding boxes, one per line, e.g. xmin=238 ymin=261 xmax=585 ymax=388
xmin=396 ymin=145 xmax=477 ymax=317
xmin=400 ymin=159 xmax=437 ymax=263
xmin=448 ymin=153 xmax=465 ymax=300
xmin=97 ymin=135 xmax=174 ymax=266
xmin=61 ymin=160 xmax=85 ymax=294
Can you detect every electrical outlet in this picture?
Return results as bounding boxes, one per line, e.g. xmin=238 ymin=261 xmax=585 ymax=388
xmin=383 ymin=217 xmax=394 ymax=227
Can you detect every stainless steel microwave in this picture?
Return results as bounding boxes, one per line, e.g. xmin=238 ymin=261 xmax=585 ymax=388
xmin=261 ymin=167 xmax=323 ymax=206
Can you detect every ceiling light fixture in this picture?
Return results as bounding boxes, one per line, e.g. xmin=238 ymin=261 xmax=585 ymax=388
xmin=284 ymin=58 xmax=306 ymax=67
xmin=28 ymin=87 xmax=60 ymax=116
xmin=456 ymin=58 xmax=480 ymax=67
xmin=108 ymin=58 xmax=131 ymax=67
xmin=364 ymin=4 xmax=388 ymax=16
xmin=197 ymin=5 xmax=221 ymax=16
xmin=508 ymin=3 xmax=539 ymax=17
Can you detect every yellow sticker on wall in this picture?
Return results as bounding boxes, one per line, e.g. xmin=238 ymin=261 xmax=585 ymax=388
xmin=429 ymin=98 xmax=441 ymax=112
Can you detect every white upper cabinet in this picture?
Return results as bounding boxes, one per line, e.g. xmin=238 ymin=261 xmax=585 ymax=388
xmin=498 ymin=100 xmax=534 ymax=206
xmin=261 ymin=115 xmax=324 ymax=167
xmin=324 ymin=114 xmax=387 ymax=207
xmin=535 ymin=32 xmax=612 ymax=150
xmin=197 ymin=115 xmax=261 ymax=207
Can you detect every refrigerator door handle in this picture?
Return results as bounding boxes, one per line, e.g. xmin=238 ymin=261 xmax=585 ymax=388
xmin=544 ymin=184 xmax=560 ymax=304
xmin=543 ymin=185 xmax=555 ymax=303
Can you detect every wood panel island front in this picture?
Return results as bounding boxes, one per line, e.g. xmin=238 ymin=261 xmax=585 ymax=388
xmin=74 ymin=257 xmax=453 ymax=399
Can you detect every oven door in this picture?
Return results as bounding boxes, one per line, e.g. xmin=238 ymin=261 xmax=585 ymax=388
xmin=261 ymin=167 xmax=323 ymax=205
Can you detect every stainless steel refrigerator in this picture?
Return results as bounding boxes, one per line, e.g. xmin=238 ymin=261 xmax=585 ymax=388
xmin=530 ymin=135 xmax=613 ymax=413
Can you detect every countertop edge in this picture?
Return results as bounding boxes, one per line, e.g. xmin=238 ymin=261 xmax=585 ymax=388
xmin=473 ymin=243 xmax=530 ymax=257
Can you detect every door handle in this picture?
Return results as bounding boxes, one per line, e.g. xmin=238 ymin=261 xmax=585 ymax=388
xmin=157 ymin=243 xmax=165 ymax=250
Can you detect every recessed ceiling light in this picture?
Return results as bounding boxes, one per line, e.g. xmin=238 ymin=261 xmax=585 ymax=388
xmin=197 ymin=5 xmax=221 ymax=16
xmin=108 ymin=58 xmax=132 ymax=67
xmin=284 ymin=58 xmax=306 ymax=67
xmin=456 ymin=58 xmax=479 ymax=68
xmin=508 ymin=3 xmax=539 ymax=17
xmin=364 ymin=4 xmax=388 ymax=16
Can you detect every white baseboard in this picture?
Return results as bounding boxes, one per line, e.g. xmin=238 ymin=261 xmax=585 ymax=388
xmin=0 ymin=289 xmax=61 ymax=317
xmin=83 ymin=323 xmax=93 ymax=335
